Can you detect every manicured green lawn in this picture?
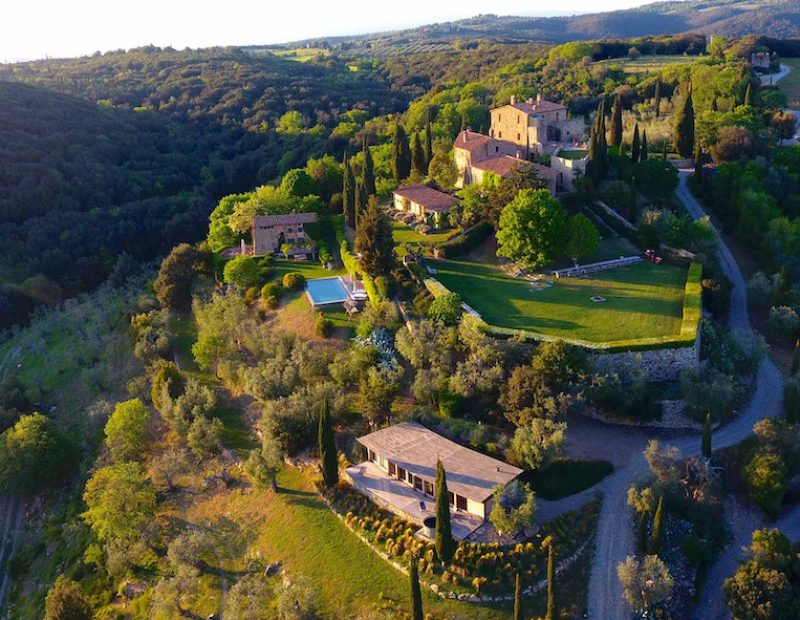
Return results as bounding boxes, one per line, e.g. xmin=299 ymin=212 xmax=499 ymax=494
xmin=429 ymin=258 xmax=688 ymax=343
xmin=273 ymin=259 xmax=346 ymax=281
xmin=255 ymin=468 xmax=510 ymax=619
xmin=391 ymin=219 xmax=459 ymax=247
xmin=593 ymin=54 xmax=693 ymax=74
xmin=778 ymin=58 xmax=800 ymax=108
xmin=557 ymin=149 xmax=588 ymax=160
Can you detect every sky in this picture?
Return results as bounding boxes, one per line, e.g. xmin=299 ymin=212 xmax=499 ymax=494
xmin=2 ymin=0 xmax=667 ymax=61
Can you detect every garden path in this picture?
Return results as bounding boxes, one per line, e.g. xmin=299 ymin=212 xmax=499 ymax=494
xmin=585 ymin=170 xmax=784 ymax=619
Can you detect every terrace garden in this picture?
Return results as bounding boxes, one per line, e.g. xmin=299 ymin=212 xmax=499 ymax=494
xmin=427 ymin=258 xmax=691 ymax=345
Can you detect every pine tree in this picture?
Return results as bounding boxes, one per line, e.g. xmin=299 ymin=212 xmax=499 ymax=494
xmin=342 ymin=152 xmax=356 ymax=228
xmin=702 ymin=413 xmax=712 ymax=459
xmin=513 ymin=573 xmax=523 ymax=620
xmin=411 ymin=132 xmax=427 ymax=177
xmin=545 ymin=543 xmax=556 ymax=620
xmin=631 ymin=123 xmax=641 ymax=163
xmin=674 ymin=83 xmax=695 ymax=158
xmin=318 ymin=399 xmax=338 ymax=487
xmin=637 ymin=510 xmax=649 ymax=553
xmin=653 ymin=77 xmax=662 ymax=117
xmin=640 ymin=129 xmax=648 ymax=161
xmin=391 ymin=124 xmax=411 ymax=183
xmin=355 ymin=196 xmax=394 ymax=277
xmin=362 ymin=137 xmax=376 ymax=196
xmin=425 ymin=107 xmax=434 ymax=171
xmin=609 ymin=93 xmax=623 ymax=147
xmin=791 ymin=341 xmax=800 ymax=375
xmin=785 ymin=382 xmax=799 ymax=425
xmin=649 ymin=496 xmax=664 ymax=555
xmin=434 ymin=459 xmax=455 ymax=565
xmin=410 ymin=556 xmax=424 ymax=620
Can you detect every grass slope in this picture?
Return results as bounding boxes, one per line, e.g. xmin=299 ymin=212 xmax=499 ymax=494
xmin=778 ymin=58 xmax=800 ymax=108
xmin=430 ymin=259 xmax=687 ymax=343
xmin=391 ymin=219 xmax=459 ymax=247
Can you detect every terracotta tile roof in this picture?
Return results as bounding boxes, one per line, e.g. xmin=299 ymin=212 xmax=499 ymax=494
xmin=393 ymin=184 xmax=459 ymax=213
xmin=357 ymin=421 xmax=522 ymax=503
xmin=253 ymin=212 xmax=318 ymax=227
xmin=471 ymin=155 xmax=526 ymax=177
xmin=453 ymin=129 xmax=492 ymax=154
xmin=509 ymin=99 xmax=568 ymax=115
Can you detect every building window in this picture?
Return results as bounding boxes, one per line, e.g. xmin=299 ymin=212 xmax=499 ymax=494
xmin=456 ymin=495 xmax=468 ymax=511
xmin=448 ymin=491 xmax=455 ymax=507
xmin=495 ymin=146 xmax=499 ymax=153
xmin=517 ymin=133 xmax=520 ymax=141
xmin=397 ymin=466 xmax=407 ymax=482
xmin=413 ymin=477 xmax=423 ymax=492
xmin=367 ymin=449 xmax=375 ymax=462
xmin=388 ymin=462 xmax=396 ymax=476
xmin=499 ymin=131 xmax=502 ymax=138
xmin=424 ymin=481 xmax=434 ymax=496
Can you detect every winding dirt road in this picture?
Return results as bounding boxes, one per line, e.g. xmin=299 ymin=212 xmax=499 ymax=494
xmin=586 ymin=171 xmax=784 ymax=619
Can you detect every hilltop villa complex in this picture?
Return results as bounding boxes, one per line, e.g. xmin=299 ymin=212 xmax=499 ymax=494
xmin=453 ymin=94 xmax=589 ymax=192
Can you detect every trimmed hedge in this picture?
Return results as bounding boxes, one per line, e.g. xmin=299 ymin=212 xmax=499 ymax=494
xmin=424 ymin=261 xmax=703 ymax=354
xmin=584 ymin=201 xmax=642 ymax=248
xmin=362 ymin=274 xmax=382 ymax=305
xmin=436 ymin=220 xmax=493 ymax=258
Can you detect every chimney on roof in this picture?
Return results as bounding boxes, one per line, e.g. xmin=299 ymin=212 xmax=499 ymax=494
xmin=536 ymin=92 xmax=543 ymax=103
xmin=463 ymin=130 xmax=468 ymax=143
xmin=510 ymin=95 xmax=516 ymax=105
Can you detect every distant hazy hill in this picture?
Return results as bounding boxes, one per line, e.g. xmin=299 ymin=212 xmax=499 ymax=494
xmin=284 ymin=0 xmax=800 ymax=55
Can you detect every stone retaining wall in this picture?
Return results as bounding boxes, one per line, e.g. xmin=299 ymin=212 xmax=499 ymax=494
xmin=587 ymin=329 xmax=701 ymax=382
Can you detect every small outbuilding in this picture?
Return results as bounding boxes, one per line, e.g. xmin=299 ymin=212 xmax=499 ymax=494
xmin=392 ymin=185 xmax=459 ymax=226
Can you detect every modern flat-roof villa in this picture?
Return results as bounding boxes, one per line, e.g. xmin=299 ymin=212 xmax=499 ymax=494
xmin=345 ymin=421 xmax=522 ymax=539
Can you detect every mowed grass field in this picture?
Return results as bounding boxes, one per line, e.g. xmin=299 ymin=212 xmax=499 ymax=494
xmin=778 ymin=58 xmax=800 ymax=108
xmin=429 ymin=258 xmax=688 ymax=343
xmin=593 ymin=54 xmax=693 ymax=74
xmin=391 ymin=218 xmax=460 ymax=246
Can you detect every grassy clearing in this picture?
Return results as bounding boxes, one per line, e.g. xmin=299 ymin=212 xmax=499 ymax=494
xmin=523 ymin=459 xmax=614 ymax=500
xmin=391 ymin=219 xmax=459 ymax=247
xmin=593 ymin=54 xmax=694 ymax=73
xmin=429 ymin=258 xmax=687 ymax=343
xmin=273 ymin=259 xmax=346 ymax=282
xmin=778 ymin=58 xmax=800 ymax=108
xmin=188 ymin=467 xmax=511 ymax=619
xmin=274 ymin=293 xmax=355 ymax=341
xmin=272 ymin=47 xmax=331 ymax=62
xmin=557 ymin=149 xmax=589 ymax=160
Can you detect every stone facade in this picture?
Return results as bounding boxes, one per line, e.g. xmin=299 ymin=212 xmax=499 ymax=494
xmin=587 ymin=331 xmax=701 ymax=383
xmin=551 ymin=149 xmax=589 ymax=191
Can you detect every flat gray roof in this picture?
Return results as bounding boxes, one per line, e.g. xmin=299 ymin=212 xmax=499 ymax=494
xmin=356 ymin=421 xmax=522 ymax=504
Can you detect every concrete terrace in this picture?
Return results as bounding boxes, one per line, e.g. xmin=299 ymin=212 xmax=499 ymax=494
xmin=345 ymin=461 xmax=484 ymax=540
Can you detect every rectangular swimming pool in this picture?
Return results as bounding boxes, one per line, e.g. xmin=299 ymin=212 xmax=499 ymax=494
xmin=305 ymin=277 xmax=350 ymax=306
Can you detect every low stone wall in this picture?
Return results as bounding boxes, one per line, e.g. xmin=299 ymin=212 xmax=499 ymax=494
xmin=587 ymin=330 xmax=700 ymax=382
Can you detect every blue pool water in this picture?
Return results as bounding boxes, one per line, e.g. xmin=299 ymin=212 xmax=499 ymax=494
xmin=305 ymin=277 xmax=349 ymax=306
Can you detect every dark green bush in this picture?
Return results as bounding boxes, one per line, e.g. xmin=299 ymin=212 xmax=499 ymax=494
xmin=314 ymin=316 xmax=334 ymax=338
xmin=437 ymin=221 xmax=493 ymax=258
xmin=282 ymin=272 xmax=306 ymax=291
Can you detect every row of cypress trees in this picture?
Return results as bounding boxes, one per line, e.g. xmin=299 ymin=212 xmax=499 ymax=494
xmin=342 ymin=136 xmax=377 ymax=229
xmin=390 ymin=113 xmax=434 ymax=184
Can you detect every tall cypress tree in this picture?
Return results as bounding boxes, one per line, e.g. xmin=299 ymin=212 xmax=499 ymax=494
xmin=744 ymin=82 xmax=754 ymax=107
xmin=545 ymin=543 xmax=556 ymax=620
xmin=362 ymin=137 xmax=376 ymax=196
xmin=355 ymin=196 xmax=394 ymax=277
xmin=662 ymin=139 xmax=668 ymax=160
xmin=513 ymin=573 xmax=522 ymax=620
xmin=409 ymin=556 xmax=424 ymax=620
xmin=411 ymin=132 xmax=426 ymax=178
xmin=653 ymin=77 xmax=662 ymax=118
xmin=791 ymin=340 xmax=800 ymax=375
xmin=434 ymin=459 xmax=454 ymax=565
xmin=637 ymin=510 xmax=649 ymax=553
xmin=702 ymin=413 xmax=712 ymax=459
xmin=342 ymin=153 xmax=356 ymax=228
xmin=674 ymin=83 xmax=695 ymax=158
xmin=588 ymin=99 xmax=607 ymax=183
xmin=424 ymin=107 xmax=434 ymax=170
xmin=640 ymin=129 xmax=648 ymax=161
xmin=694 ymin=142 xmax=703 ymax=178
xmin=609 ymin=93 xmax=623 ymax=147
xmin=785 ymin=382 xmax=799 ymax=425
xmin=649 ymin=496 xmax=664 ymax=555
xmin=631 ymin=123 xmax=641 ymax=164
xmin=354 ymin=178 xmax=368 ymax=226
xmin=318 ymin=400 xmax=338 ymax=487
xmin=391 ymin=124 xmax=411 ymax=183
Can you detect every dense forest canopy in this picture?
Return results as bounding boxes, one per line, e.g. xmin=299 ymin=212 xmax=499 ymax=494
xmin=0 ymin=47 xmax=409 ymax=328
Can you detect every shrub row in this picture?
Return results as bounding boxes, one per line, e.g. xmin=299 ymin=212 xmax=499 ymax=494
xmin=436 ymin=220 xmax=494 ymax=258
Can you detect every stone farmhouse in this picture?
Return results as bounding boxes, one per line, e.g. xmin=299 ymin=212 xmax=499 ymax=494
xmin=251 ymin=212 xmax=317 ymax=256
xmin=454 ymin=94 xmax=586 ymax=192
xmin=392 ymin=184 xmax=460 ymax=226
xmin=345 ymin=421 xmax=522 ymax=539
